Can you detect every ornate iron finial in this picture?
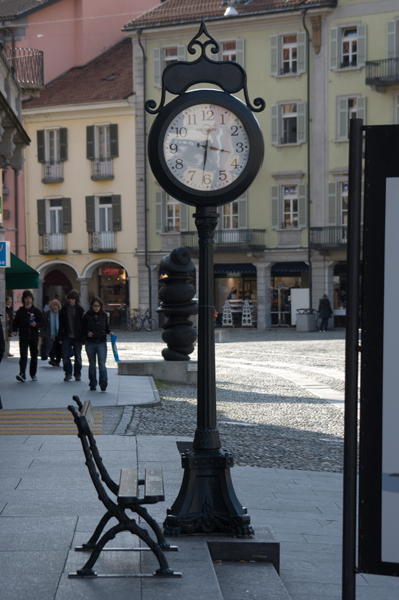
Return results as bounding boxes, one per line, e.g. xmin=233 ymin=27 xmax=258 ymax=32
xmin=145 ymin=20 xmax=266 ymax=115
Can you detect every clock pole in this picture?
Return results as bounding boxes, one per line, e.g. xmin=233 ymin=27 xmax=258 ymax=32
xmin=163 ymin=205 xmax=253 ymax=537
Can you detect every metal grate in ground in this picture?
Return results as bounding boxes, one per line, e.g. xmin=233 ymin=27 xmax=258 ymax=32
xmin=0 ymin=410 xmax=103 ymax=435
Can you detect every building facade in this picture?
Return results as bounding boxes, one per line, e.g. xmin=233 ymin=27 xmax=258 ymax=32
xmin=22 ymin=40 xmax=138 ymax=315
xmin=124 ymin=0 xmax=399 ymax=329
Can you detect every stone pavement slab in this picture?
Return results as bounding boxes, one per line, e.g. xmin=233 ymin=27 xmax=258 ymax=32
xmin=0 ymin=357 xmax=159 ymax=409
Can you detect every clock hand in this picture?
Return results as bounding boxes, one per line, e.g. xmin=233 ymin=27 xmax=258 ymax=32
xmin=202 ymin=134 xmax=209 ymax=175
xmin=208 ymin=146 xmax=230 ymax=153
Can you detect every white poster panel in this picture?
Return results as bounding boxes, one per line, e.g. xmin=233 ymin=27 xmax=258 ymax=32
xmin=382 ymin=178 xmax=399 ymax=563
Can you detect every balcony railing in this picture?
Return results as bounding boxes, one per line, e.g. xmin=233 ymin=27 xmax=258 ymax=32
xmin=89 ymin=231 xmax=116 ymax=253
xmin=4 ymin=47 xmax=44 ymax=91
xmin=309 ymin=226 xmax=348 ymax=249
xmin=91 ymin=158 xmax=114 ymax=180
xmin=366 ymin=58 xmax=399 ymax=86
xmin=42 ymin=161 xmax=63 ymax=183
xmin=39 ymin=233 xmax=67 ymax=254
xmin=181 ymin=229 xmax=266 ymax=252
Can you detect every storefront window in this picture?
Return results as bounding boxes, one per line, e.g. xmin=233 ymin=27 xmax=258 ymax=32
xmin=98 ymin=265 xmax=128 ymax=313
xmin=270 ymin=276 xmax=301 ymax=326
xmin=215 ymin=275 xmax=257 ymax=326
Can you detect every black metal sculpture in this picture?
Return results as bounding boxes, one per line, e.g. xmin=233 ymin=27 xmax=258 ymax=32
xmin=157 ymin=247 xmax=198 ymax=361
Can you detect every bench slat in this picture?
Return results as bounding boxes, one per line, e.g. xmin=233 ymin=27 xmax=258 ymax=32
xmin=81 ymin=400 xmax=95 ymax=434
xmin=118 ymin=469 xmax=139 ymax=503
xmin=144 ymin=468 xmax=164 ymax=501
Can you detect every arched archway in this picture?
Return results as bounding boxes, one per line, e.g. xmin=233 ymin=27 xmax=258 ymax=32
xmin=37 ymin=261 xmax=80 ymax=310
xmin=81 ymin=259 xmax=130 ymax=318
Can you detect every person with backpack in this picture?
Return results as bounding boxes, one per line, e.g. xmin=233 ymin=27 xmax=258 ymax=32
xmin=11 ymin=290 xmax=44 ymax=382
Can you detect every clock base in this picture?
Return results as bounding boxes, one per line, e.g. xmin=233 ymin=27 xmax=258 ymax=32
xmin=163 ymin=448 xmax=254 ymax=538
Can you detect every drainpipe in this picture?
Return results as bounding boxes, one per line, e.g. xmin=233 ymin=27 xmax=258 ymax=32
xmin=302 ymin=8 xmax=312 ymax=311
xmin=137 ymin=30 xmax=152 ymax=316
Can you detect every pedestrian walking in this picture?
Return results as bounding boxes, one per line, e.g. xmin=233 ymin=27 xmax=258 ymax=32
xmin=42 ymin=299 xmax=62 ymax=367
xmin=5 ymin=296 xmax=13 ymax=357
xmin=0 ymin=315 xmax=4 ymax=408
xmin=11 ymin=290 xmax=44 ymax=382
xmin=318 ymin=294 xmax=333 ymax=332
xmin=58 ymin=289 xmax=84 ymax=382
xmin=82 ymin=297 xmax=113 ymax=391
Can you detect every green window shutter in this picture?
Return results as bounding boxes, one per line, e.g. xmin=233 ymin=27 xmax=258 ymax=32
xmin=338 ymin=97 xmax=348 ymax=140
xmin=86 ymin=126 xmax=95 ymax=160
xmin=270 ymin=35 xmax=279 ymax=76
xmin=59 ymin=128 xmax=67 ymax=161
xmin=112 ymin=195 xmax=122 ymax=231
xmin=180 ymin=202 xmax=189 ymax=231
xmin=37 ymin=199 xmax=46 ymax=234
xmin=296 ymin=102 xmax=307 ymax=144
xmin=110 ymin=124 xmax=118 ymax=158
xmin=357 ymin=96 xmax=366 ymax=124
xmin=236 ymin=39 xmax=245 ymax=68
xmin=357 ymin=24 xmax=367 ymax=68
xmin=297 ymin=32 xmax=306 ymax=74
xmin=154 ymin=48 xmax=161 ymax=87
xmin=298 ymin=184 xmax=307 ymax=227
xmin=237 ymin=193 xmax=248 ymax=229
xmin=155 ymin=191 xmax=163 ymax=233
xmin=85 ymin=196 xmax=95 ymax=233
xmin=271 ymin=105 xmax=279 ymax=145
xmin=271 ymin=185 xmax=279 ymax=229
xmin=328 ymin=182 xmax=337 ymax=225
xmin=387 ymin=20 xmax=397 ymax=59
xmin=62 ymin=198 xmax=72 ymax=233
xmin=177 ymin=45 xmax=186 ymax=61
xmin=330 ymin=27 xmax=338 ymax=70
xmin=37 ymin=130 xmax=45 ymax=163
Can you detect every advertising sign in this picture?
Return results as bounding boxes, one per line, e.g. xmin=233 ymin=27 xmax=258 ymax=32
xmin=359 ymin=125 xmax=399 ymax=576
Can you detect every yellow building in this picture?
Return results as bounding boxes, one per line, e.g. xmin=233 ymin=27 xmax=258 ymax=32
xmin=22 ymin=40 xmax=138 ymax=319
xmin=124 ymin=0 xmax=399 ymax=329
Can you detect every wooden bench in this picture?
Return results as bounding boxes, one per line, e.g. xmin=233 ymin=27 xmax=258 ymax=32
xmin=67 ymin=396 xmax=181 ymax=579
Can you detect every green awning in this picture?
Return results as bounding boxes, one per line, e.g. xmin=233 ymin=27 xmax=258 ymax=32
xmin=5 ymin=253 xmax=39 ymax=289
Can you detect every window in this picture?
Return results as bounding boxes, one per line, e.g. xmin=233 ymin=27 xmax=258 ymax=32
xmin=37 ymin=197 xmax=71 ymax=253
xmin=166 ymin=197 xmax=180 ymax=231
xmin=223 ymin=201 xmax=239 ymax=230
xmin=388 ymin=20 xmax=399 ymax=60
xmin=37 ymin=127 xmax=67 ymax=183
xmin=271 ymin=102 xmax=306 ymax=145
xmin=271 ymin=32 xmax=306 ymax=77
xmin=155 ymin=191 xmax=188 ymax=233
xmin=328 ymin=181 xmax=349 ymax=242
xmin=153 ymin=45 xmax=186 ymax=87
xmin=336 ymin=96 xmax=366 ymax=141
xmin=340 ymin=182 xmax=349 ymax=239
xmin=271 ymin=184 xmax=307 ymax=229
xmin=86 ymin=124 xmax=118 ymax=180
xmin=330 ymin=25 xmax=367 ymax=70
xmin=218 ymin=39 xmax=245 ymax=66
xmin=86 ymin=195 xmax=121 ymax=252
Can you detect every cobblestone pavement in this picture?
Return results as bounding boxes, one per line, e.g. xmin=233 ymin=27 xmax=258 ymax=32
xmin=112 ymin=328 xmax=347 ymax=473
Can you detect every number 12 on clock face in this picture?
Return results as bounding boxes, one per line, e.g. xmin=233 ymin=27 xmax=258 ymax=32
xmin=163 ymin=103 xmax=250 ymax=192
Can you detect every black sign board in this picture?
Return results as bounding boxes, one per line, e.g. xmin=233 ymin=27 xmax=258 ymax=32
xmin=359 ymin=125 xmax=399 ymax=576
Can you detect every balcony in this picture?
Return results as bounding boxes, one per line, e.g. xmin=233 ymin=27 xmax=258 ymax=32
xmin=42 ymin=161 xmax=63 ymax=183
xmin=89 ymin=231 xmax=116 ymax=253
xmin=39 ymin=233 xmax=67 ymax=254
xmin=91 ymin=158 xmax=114 ymax=181
xmin=310 ymin=226 xmax=348 ymax=250
xmin=365 ymin=58 xmax=399 ymax=87
xmin=181 ymin=229 xmax=266 ymax=253
xmin=4 ymin=47 xmax=44 ymax=92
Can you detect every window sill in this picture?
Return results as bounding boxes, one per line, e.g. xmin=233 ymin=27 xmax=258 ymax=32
xmin=334 ymin=139 xmax=349 ymax=146
xmin=91 ymin=175 xmax=114 ymax=181
xmin=273 ymin=143 xmax=304 ymax=150
xmin=274 ymin=73 xmax=303 ymax=81
xmin=42 ymin=177 xmax=64 ymax=184
xmin=333 ymin=66 xmax=362 ymax=74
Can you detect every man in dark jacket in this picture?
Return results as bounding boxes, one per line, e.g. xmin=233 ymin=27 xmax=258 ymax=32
xmin=58 ymin=289 xmax=84 ymax=382
xmin=11 ymin=290 xmax=44 ymax=382
xmin=318 ymin=294 xmax=333 ymax=332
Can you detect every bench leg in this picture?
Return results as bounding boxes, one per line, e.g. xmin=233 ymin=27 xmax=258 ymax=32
xmin=75 ymin=518 xmax=176 ymax=577
xmin=133 ymin=505 xmax=178 ymax=551
xmin=76 ymin=510 xmax=113 ymax=551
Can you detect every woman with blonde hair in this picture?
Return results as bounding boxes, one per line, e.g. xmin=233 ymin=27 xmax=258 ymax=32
xmin=42 ymin=299 xmax=62 ymax=366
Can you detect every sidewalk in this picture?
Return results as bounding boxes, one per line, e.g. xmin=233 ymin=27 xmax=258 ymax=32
xmin=1 ymin=433 xmax=399 ymax=600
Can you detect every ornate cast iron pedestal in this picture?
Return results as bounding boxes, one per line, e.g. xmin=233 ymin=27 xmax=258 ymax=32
xmin=163 ymin=206 xmax=253 ymax=537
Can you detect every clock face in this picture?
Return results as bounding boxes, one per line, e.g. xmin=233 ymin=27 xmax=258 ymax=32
xmin=163 ymin=103 xmax=250 ymax=192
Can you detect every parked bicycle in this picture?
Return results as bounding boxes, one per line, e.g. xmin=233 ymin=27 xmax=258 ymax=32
xmin=127 ymin=308 xmax=157 ymax=332
xmin=140 ymin=308 xmax=157 ymax=332
xmin=127 ymin=308 xmax=142 ymax=332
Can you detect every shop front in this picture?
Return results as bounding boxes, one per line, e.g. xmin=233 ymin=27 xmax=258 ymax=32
xmin=333 ymin=261 xmax=347 ymax=327
xmin=214 ymin=263 xmax=258 ymax=327
xmin=98 ymin=263 xmax=129 ymax=314
xmin=271 ymin=262 xmax=309 ymax=326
